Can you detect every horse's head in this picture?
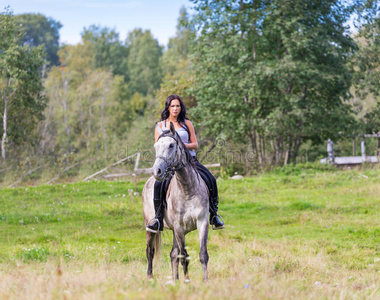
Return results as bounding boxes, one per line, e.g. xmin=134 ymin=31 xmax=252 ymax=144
xmin=152 ymin=122 xmax=182 ymax=181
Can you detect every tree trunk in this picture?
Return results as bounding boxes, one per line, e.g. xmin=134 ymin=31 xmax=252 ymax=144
xmin=262 ymin=134 xmax=266 ymax=166
xmin=42 ymin=62 xmax=47 ymax=78
xmin=62 ymin=97 xmax=69 ymax=153
xmin=248 ymin=127 xmax=258 ymax=164
xmin=101 ymin=82 xmax=108 ymax=160
xmin=277 ymin=136 xmax=283 ymax=165
xmin=244 ymin=95 xmax=259 ymax=165
xmin=270 ymin=137 xmax=277 ymax=165
xmin=1 ymin=99 xmax=8 ymax=160
xmin=257 ymin=132 xmax=263 ymax=165
xmin=293 ymin=138 xmax=301 ymax=162
xmin=284 ymin=146 xmax=289 ymax=165
xmin=199 ymin=140 xmax=216 ymax=162
xmin=40 ymin=101 xmax=54 ymax=155
xmin=88 ymin=98 xmax=92 ymax=151
xmin=60 ymin=69 xmax=70 ymax=154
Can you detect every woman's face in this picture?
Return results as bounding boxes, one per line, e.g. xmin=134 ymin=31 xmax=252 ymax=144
xmin=168 ymin=99 xmax=181 ymax=118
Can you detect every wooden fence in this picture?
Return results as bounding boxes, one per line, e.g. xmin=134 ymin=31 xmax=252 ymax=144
xmin=320 ymin=137 xmax=380 ymax=166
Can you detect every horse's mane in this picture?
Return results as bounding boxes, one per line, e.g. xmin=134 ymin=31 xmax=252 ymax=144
xmin=176 ymin=132 xmax=198 ymax=172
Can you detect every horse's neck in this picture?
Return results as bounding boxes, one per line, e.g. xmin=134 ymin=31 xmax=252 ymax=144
xmin=174 ymin=164 xmax=200 ymax=197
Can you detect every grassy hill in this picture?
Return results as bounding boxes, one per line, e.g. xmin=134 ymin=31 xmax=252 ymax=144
xmin=0 ymin=164 xmax=379 ymax=299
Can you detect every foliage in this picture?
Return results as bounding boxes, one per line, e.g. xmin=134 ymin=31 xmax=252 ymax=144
xmin=354 ymin=17 xmax=380 ymax=98
xmin=0 ymin=8 xmax=46 ymax=160
xmin=13 ymin=13 xmax=62 ymax=67
xmin=82 ymin=25 xmax=129 ymax=80
xmin=3 ymin=4 xmax=380 ymax=177
xmin=16 ymin=246 xmax=50 ymax=262
xmin=155 ymin=56 xmax=197 ymax=114
xmin=189 ymin=0 xmax=372 ymax=168
xmin=364 ymin=102 xmax=380 ymax=134
xmin=353 ymin=17 xmax=380 ymax=135
xmin=160 ymin=6 xmax=195 ymax=75
xmin=155 ymin=7 xmax=197 ymax=116
xmin=270 ymin=162 xmax=337 ymax=176
xmin=126 ymin=29 xmax=163 ymax=96
xmin=43 ymin=42 xmax=134 ymax=159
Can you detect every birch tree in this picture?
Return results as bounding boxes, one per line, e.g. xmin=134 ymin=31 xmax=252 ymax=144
xmin=0 ymin=9 xmax=45 ymax=160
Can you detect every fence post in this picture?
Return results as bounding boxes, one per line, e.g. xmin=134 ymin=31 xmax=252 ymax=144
xmin=361 ymin=140 xmax=366 ymax=162
xmin=327 ymin=139 xmax=334 ymax=164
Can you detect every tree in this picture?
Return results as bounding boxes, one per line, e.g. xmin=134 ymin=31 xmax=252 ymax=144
xmin=0 ymin=9 xmax=46 ymax=160
xmin=43 ymin=40 xmax=134 ymax=158
xmin=13 ymin=13 xmax=62 ymax=67
xmin=156 ymin=7 xmax=196 ymax=110
xmin=161 ymin=6 xmax=195 ymax=75
xmin=350 ymin=15 xmax=380 ymax=153
xmin=190 ymin=0 xmax=371 ymax=166
xmin=126 ymin=29 xmax=163 ymax=95
xmin=44 ymin=42 xmax=95 ymax=155
xmin=82 ymin=25 xmax=128 ymax=80
xmin=353 ymin=17 xmax=380 ymax=105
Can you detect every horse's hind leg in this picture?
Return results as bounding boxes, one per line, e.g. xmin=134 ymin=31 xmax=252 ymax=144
xmin=198 ymin=220 xmax=209 ymax=282
xmin=180 ymin=240 xmax=190 ymax=282
xmin=146 ymin=231 xmax=155 ymax=279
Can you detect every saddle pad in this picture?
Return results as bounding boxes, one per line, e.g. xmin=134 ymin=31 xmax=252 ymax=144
xmin=160 ymin=171 xmax=211 ymax=207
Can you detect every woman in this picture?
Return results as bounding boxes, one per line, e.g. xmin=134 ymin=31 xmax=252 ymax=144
xmin=146 ymin=94 xmax=225 ymax=233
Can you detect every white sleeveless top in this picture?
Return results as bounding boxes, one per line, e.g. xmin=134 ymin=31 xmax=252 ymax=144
xmin=159 ymin=120 xmax=196 ymax=157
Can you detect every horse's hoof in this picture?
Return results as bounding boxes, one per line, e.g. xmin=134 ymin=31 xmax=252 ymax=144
xmin=165 ymin=280 xmax=175 ymax=286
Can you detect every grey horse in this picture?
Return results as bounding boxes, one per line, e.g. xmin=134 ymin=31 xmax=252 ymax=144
xmin=142 ymin=122 xmax=210 ymax=282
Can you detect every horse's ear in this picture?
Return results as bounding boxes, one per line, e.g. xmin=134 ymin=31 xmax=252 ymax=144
xmin=169 ymin=122 xmax=175 ymax=135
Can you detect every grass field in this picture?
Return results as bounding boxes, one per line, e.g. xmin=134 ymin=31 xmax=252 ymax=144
xmin=0 ymin=164 xmax=379 ymax=299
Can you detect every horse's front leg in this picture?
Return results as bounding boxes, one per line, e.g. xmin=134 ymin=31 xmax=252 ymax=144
xmin=197 ymin=219 xmax=209 ymax=282
xmin=170 ymin=233 xmax=180 ymax=281
xmin=146 ymin=231 xmax=156 ymax=279
xmin=172 ymin=229 xmax=189 ymax=282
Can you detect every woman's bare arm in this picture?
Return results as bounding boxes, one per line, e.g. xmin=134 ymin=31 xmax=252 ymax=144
xmin=155 ymin=122 xmax=162 ymax=142
xmin=184 ymin=120 xmax=198 ymax=150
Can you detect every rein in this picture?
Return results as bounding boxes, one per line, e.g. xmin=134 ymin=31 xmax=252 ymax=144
xmin=155 ymin=131 xmax=185 ymax=179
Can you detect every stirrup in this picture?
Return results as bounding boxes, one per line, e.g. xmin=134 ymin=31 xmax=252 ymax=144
xmin=211 ymin=214 xmax=225 ymax=230
xmin=146 ymin=217 xmax=160 ymax=233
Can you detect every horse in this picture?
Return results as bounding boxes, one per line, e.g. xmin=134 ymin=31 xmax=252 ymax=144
xmin=142 ymin=122 xmax=210 ymax=282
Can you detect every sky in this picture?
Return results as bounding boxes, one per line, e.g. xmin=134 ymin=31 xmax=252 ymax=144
xmin=3 ymin=0 xmax=194 ymax=46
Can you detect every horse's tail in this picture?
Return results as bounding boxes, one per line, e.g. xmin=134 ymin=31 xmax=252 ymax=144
xmin=154 ymin=231 xmax=162 ymax=262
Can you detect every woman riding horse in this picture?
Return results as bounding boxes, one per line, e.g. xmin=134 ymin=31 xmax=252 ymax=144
xmin=146 ymin=94 xmax=225 ymax=233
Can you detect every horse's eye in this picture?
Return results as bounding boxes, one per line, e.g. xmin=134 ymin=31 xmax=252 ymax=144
xmin=169 ymin=143 xmax=174 ymax=148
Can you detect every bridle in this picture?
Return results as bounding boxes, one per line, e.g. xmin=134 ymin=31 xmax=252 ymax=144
xmin=155 ymin=131 xmax=185 ymax=179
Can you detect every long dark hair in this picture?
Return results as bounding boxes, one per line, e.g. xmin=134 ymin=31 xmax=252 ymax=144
xmin=161 ymin=94 xmax=191 ymax=140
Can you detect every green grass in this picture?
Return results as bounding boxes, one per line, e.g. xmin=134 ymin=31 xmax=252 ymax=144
xmin=0 ymin=166 xmax=380 ymax=299
xmin=0 ymin=180 xmax=147 ymax=263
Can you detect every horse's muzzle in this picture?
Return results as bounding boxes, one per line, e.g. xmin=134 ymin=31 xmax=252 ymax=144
xmin=151 ymin=166 xmax=165 ymax=181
